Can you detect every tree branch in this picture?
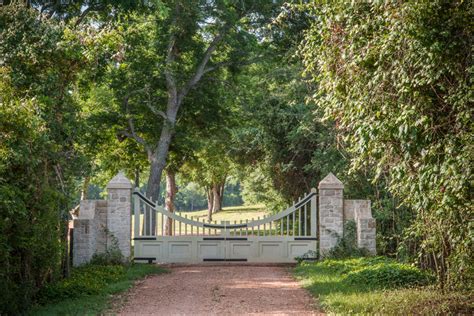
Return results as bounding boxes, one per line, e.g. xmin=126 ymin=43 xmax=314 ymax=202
xmin=165 ymin=12 xmax=178 ymax=101
xmin=122 ymin=95 xmax=153 ymax=158
xmin=177 ymin=23 xmax=231 ymax=103
xmin=74 ymin=3 xmax=103 ymax=27
xmin=203 ymin=56 xmax=262 ymax=75
xmin=145 ymin=102 xmax=168 ymax=120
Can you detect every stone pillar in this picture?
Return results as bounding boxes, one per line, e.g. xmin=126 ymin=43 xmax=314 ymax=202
xmin=343 ymin=200 xmax=377 ymax=255
xmin=318 ymin=173 xmax=344 ymax=256
xmin=106 ymin=172 xmax=133 ymax=260
xmin=355 ymin=201 xmax=377 ymax=255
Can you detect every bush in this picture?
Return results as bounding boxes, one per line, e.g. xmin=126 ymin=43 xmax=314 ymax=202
xmin=316 ymin=257 xmax=434 ymax=289
xmin=320 ymin=256 xmax=388 ymax=274
xmin=345 ymin=261 xmax=435 ymax=289
xmin=294 ymin=257 xmax=470 ymax=314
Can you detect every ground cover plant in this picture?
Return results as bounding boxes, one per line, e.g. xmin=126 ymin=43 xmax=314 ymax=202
xmin=294 ymin=257 xmax=472 ymax=314
xmin=29 ymin=264 xmax=166 ymax=315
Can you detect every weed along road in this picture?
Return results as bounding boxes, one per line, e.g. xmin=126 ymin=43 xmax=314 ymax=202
xmin=117 ymin=265 xmax=322 ymax=315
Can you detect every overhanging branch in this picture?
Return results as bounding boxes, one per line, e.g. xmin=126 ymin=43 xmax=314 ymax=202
xmin=177 ymin=23 xmax=231 ymax=103
xmin=121 ymin=94 xmax=153 ymax=158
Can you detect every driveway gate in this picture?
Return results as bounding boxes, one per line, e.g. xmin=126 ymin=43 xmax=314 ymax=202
xmin=132 ymin=189 xmax=318 ymax=263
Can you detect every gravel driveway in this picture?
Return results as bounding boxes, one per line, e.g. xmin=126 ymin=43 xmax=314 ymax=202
xmin=117 ymin=265 xmax=321 ymax=315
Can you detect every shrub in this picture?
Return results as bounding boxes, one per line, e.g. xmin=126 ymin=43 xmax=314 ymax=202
xmin=320 ymin=256 xmax=388 ymax=274
xmin=90 ymin=230 xmax=125 ymax=266
xmin=325 ymin=221 xmax=372 ymax=259
xmin=345 ymin=262 xmax=435 ymax=289
xmin=314 ymin=257 xmax=435 ymax=289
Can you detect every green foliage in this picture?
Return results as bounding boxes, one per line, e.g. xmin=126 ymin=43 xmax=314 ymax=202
xmin=90 ymin=231 xmax=125 ymax=266
xmin=317 ymin=257 xmax=434 ymax=289
xmin=295 ymin=258 xmax=470 ymax=314
xmin=0 ymin=4 xmax=88 ymax=314
xmin=32 ymin=264 xmax=166 ymax=315
xmin=38 ymin=265 xmax=126 ymax=303
xmin=174 ymin=181 xmax=207 ymax=211
xmin=174 ymin=179 xmax=243 ymax=211
xmin=232 ymin=7 xmax=406 ymax=235
xmin=301 ymin=0 xmax=473 ymax=288
xmin=234 ymin=61 xmax=343 ymax=204
xmin=325 ymin=221 xmax=372 ymax=259
xmin=295 ymin=250 xmax=319 ymax=264
xmin=345 ymin=262 xmax=434 ymax=289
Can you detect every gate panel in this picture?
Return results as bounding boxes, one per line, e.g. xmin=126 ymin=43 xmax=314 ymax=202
xmin=133 ymin=189 xmax=318 ymax=263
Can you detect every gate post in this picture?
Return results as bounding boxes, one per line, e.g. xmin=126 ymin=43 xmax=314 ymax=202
xmin=106 ymin=171 xmax=133 ymax=260
xmin=318 ymin=173 xmax=344 ymax=256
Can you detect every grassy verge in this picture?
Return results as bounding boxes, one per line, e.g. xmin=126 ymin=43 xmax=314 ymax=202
xmin=29 ymin=264 xmax=166 ymax=315
xmin=294 ymin=257 xmax=472 ymax=314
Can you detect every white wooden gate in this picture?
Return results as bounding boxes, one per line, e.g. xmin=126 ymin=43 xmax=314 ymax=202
xmin=132 ymin=189 xmax=318 ymax=263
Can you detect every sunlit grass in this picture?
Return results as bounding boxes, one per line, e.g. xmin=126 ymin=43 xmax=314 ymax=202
xmin=132 ymin=204 xmax=270 ymax=238
xmin=29 ymin=264 xmax=166 ymax=315
xmin=294 ymin=259 xmax=472 ymax=314
xmin=177 ymin=204 xmax=268 ymax=223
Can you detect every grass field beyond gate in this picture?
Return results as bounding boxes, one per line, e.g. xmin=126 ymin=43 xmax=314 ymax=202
xmin=177 ymin=204 xmax=269 ymax=222
xmin=132 ymin=204 xmax=270 ymax=238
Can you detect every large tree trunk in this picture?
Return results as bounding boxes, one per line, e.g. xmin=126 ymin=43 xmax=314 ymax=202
xmin=146 ymin=125 xmax=174 ymax=200
xmin=219 ymin=180 xmax=225 ymax=208
xmin=212 ymin=184 xmax=222 ymax=213
xmin=134 ymin=168 xmax=140 ymax=187
xmin=207 ymin=188 xmax=214 ymax=221
xmin=142 ymin=18 xmax=229 ymax=233
xmin=211 ymin=177 xmax=226 ymax=213
xmin=164 ymin=169 xmax=176 ymax=236
xmin=145 ymin=100 xmax=178 ymax=235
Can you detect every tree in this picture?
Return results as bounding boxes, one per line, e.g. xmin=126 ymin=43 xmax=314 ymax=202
xmin=0 ymin=4 xmax=88 ymax=313
xmin=180 ymin=141 xmax=234 ymax=221
xmin=107 ymin=0 xmax=281 ymax=202
xmin=82 ymin=2 xmax=279 ymax=231
xmin=3 ymin=0 xmax=155 ymax=25
xmin=300 ymin=1 xmax=473 ymax=288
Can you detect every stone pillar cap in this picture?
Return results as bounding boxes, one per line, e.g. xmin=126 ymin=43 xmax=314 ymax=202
xmin=318 ymin=172 xmax=344 ymax=189
xmin=106 ymin=171 xmax=133 ymax=189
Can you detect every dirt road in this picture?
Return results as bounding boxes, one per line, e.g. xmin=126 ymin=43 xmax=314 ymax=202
xmin=117 ymin=265 xmax=321 ymax=315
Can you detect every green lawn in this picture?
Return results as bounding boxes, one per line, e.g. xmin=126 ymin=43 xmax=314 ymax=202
xmin=177 ymin=204 xmax=269 ymax=223
xmin=294 ymin=258 xmax=472 ymax=314
xmin=133 ymin=204 xmax=270 ymax=237
xmin=29 ymin=264 xmax=166 ymax=315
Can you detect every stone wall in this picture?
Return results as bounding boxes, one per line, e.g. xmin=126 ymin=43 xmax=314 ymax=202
xmin=344 ymin=199 xmax=376 ymax=254
xmin=318 ymin=173 xmax=376 ymax=256
xmin=72 ymin=172 xmax=132 ymax=266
